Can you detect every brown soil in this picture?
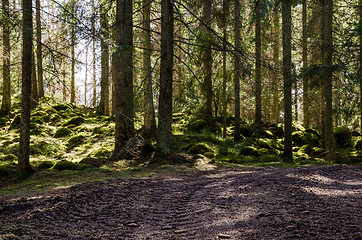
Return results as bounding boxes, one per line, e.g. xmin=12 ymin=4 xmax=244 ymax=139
xmin=0 ymin=165 xmax=361 ymax=239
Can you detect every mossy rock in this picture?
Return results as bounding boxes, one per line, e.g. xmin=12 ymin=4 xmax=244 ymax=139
xmin=67 ymin=135 xmax=85 ymax=148
xmin=76 ymin=163 xmax=94 ymax=171
xmin=270 ymin=126 xmax=284 ymax=138
xmin=2 ymin=154 xmax=17 ymax=162
xmin=258 ymin=139 xmax=272 ymax=149
xmin=259 ymin=154 xmax=283 ymax=162
xmin=351 ymin=131 xmax=360 ymax=137
xmin=187 ymin=119 xmax=207 ymax=132
xmin=36 ymin=161 xmax=55 ymax=169
xmin=62 ymin=116 xmax=85 ymax=127
xmin=91 ymin=148 xmax=112 ymax=158
xmin=0 ymin=117 xmax=8 ymax=127
xmin=187 ymin=143 xmax=214 ymax=155
xmin=0 ymin=164 xmax=16 ymax=177
xmin=240 ymin=124 xmax=253 ymax=137
xmin=240 ymin=137 xmax=257 ymax=147
xmin=254 ymin=129 xmax=275 ymax=139
xmin=292 ymin=131 xmax=319 ymax=147
xmin=298 ymin=144 xmax=312 ymax=155
xmin=45 ymin=107 xmax=58 ymax=115
xmin=305 ymin=128 xmax=320 ymax=138
xmin=354 ymin=139 xmax=362 ymax=150
xmin=334 ymin=126 xmax=352 ymax=148
xmin=10 ymin=114 xmax=21 ymax=129
xmin=53 ymin=160 xmax=77 ymax=171
xmin=79 ymin=157 xmax=105 ymax=167
xmin=32 ymin=110 xmax=50 ymax=122
xmin=53 ymin=127 xmax=72 ymax=138
xmin=53 ymin=103 xmax=73 ymax=111
xmin=30 ymin=116 xmax=44 ymax=125
xmin=93 ymin=126 xmax=106 ymax=135
xmin=239 ymin=146 xmax=260 ymax=156
xmin=50 ymin=114 xmax=62 ymax=123
xmin=203 ymin=151 xmax=215 ymax=159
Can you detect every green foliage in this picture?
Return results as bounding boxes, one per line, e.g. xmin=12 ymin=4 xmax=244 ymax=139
xmin=53 ymin=127 xmax=72 ymax=138
xmin=187 ymin=119 xmax=207 ymax=132
xmin=79 ymin=157 xmax=105 ymax=167
xmin=62 ymin=116 xmax=85 ymax=127
xmin=203 ymin=152 xmax=215 ymax=158
xmin=0 ymin=117 xmax=8 ymax=127
xmin=53 ymin=160 xmax=77 ymax=171
xmin=91 ymin=147 xmax=112 ymax=158
xmin=239 ymin=146 xmax=260 ymax=157
xmin=334 ymin=126 xmax=352 ymax=148
xmin=354 ymin=139 xmax=362 ymax=150
xmin=240 ymin=124 xmax=253 ymax=137
xmin=1 ymin=154 xmax=17 ymax=162
xmin=36 ymin=161 xmax=55 ymax=169
xmin=298 ymin=144 xmax=312 ymax=155
xmin=10 ymin=114 xmax=21 ymax=129
xmin=53 ymin=103 xmax=74 ymax=111
xmin=31 ymin=116 xmax=44 ymax=125
xmin=259 ymin=154 xmax=283 ymax=162
xmin=292 ymin=131 xmax=319 ymax=147
xmin=254 ymin=129 xmax=275 ymax=139
xmin=187 ymin=143 xmax=214 ymax=155
xmin=67 ymin=135 xmax=85 ymax=148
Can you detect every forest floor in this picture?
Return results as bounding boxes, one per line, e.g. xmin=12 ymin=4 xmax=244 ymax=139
xmin=0 ymin=164 xmax=361 ymax=240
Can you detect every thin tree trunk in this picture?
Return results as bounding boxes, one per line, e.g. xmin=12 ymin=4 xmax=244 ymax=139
xmin=98 ymin=4 xmax=109 ymax=115
xmin=282 ymin=0 xmax=293 ymax=160
xmin=255 ymin=0 xmax=262 ymax=126
xmin=359 ymin=0 xmax=362 ymax=133
xmin=92 ymin=0 xmax=97 ymax=108
xmin=1 ymin=0 xmax=11 ymax=115
xmin=202 ymin=0 xmax=213 ymax=120
xmin=31 ymin=51 xmax=38 ymax=107
xmin=272 ymin=10 xmax=280 ymax=125
xmin=70 ymin=0 xmax=75 ymax=103
xmin=294 ymin=78 xmax=298 ymax=122
xmin=234 ymin=0 xmax=241 ymax=141
xmin=19 ymin=0 xmax=33 ymax=173
xmin=157 ymin=0 xmax=174 ymax=154
xmin=113 ymin=0 xmax=134 ymax=156
xmin=85 ymin=47 xmax=88 ymax=106
xmin=302 ymin=0 xmax=309 ymax=128
xmin=322 ymin=0 xmax=336 ymax=161
xmin=36 ymin=0 xmax=44 ymax=98
xmin=222 ymin=0 xmax=227 ymax=138
xmin=142 ymin=0 xmax=156 ymax=140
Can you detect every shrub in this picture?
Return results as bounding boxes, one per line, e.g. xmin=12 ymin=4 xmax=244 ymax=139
xmin=62 ymin=116 xmax=85 ymax=127
xmin=334 ymin=126 xmax=352 ymax=148
xmin=298 ymin=144 xmax=312 ymax=155
xmin=53 ymin=127 xmax=72 ymax=138
xmin=187 ymin=143 xmax=214 ymax=155
xmin=53 ymin=160 xmax=77 ymax=171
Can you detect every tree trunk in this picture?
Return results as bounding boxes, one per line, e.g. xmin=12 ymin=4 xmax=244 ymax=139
xmin=359 ymin=0 xmax=362 ymax=133
xmin=234 ymin=0 xmax=241 ymax=141
xmin=70 ymin=0 xmax=75 ymax=103
xmin=98 ymin=4 xmax=109 ymax=115
xmin=142 ymin=0 xmax=156 ymax=140
xmin=36 ymin=0 xmax=44 ymax=98
xmin=255 ymin=0 xmax=262 ymax=126
xmin=31 ymin=51 xmax=38 ymax=107
xmin=157 ymin=0 xmax=174 ymax=155
xmin=202 ymin=0 xmax=213 ymax=120
xmin=19 ymin=0 xmax=33 ymax=173
xmin=322 ymin=0 xmax=336 ymax=161
xmin=0 ymin=0 xmax=11 ymax=115
xmin=302 ymin=0 xmax=309 ymax=128
xmin=282 ymin=0 xmax=293 ymax=160
xmin=272 ymin=10 xmax=280 ymax=125
xmin=113 ymin=0 xmax=134 ymax=156
xmin=92 ymin=0 xmax=97 ymax=108
xmin=85 ymin=47 xmax=88 ymax=106
xmin=222 ymin=0 xmax=228 ymax=138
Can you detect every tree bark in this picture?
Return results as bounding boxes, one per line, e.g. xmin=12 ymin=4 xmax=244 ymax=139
xmin=272 ymin=10 xmax=280 ymax=125
xmin=282 ymin=0 xmax=293 ymax=160
xmin=234 ymin=0 xmax=241 ymax=141
xmin=322 ymin=0 xmax=336 ymax=161
xmin=98 ymin=3 xmax=109 ymax=115
xmin=359 ymin=0 xmax=362 ymax=133
xmin=70 ymin=0 xmax=75 ymax=103
xmin=157 ymin=0 xmax=174 ymax=154
xmin=31 ymin=50 xmax=38 ymax=107
xmin=113 ymin=0 xmax=134 ymax=156
xmin=142 ymin=0 xmax=156 ymax=140
xmin=255 ymin=0 xmax=262 ymax=126
xmin=85 ymin=47 xmax=88 ymax=106
xmin=92 ymin=0 xmax=97 ymax=108
xmin=222 ymin=0 xmax=228 ymax=138
xmin=0 ymin=0 xmax=11 ymax=115
xmin=36 ymin=0 xmax=44 ymax=98
xmin=302 ymin=0 xmax=309 ymax=128
xmin=19 ymin=0 xmax=33 ymax=173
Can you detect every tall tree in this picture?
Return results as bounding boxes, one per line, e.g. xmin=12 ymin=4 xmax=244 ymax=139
xmin=202 ymin=0 xmax=213 ymax=120
xmin=302 ymin=0 xmax=309 ymax=128
xmin=282 ymin=0 xmax=292 ymax=160
xmin=85 ymin=47 xmax=88 ymax=106
xmin=92 ymin=0 xmax=97 ymax=107
xmin=321 ymin=0 xmax=336 ymax=160
xmin=70 ymin=0 xmax=75 ymax=103
xmin=234 ymin=0 xmax=241 ymax=141
xmin=31 ymin=51 xmax=38 ymax=106
xmin=142 ymin=0 xmax=156 ymax=140
xmin=98 ymin=2 xmax=110 ymax=115
xmin=36 ymin=0 xmax=44 ymax=98
xmin=255 ymin=0 xmax=262 ymax=126
xmin=113 ymin=0 xmax=134 ymax=156
xmin=222 ymin=0 xmax=228 ymax=138
xmin=359 ymin=0 xmax=362 ymax=133
xmin=272 ymin=9 xmax=280 ymax=124
xmin=157 ymin=0 xmax=174 ymax=154
xmin=19 ymin=0 xmax=33 ymax=173
xmin=0 ymin=0 xmax=11 ymax=115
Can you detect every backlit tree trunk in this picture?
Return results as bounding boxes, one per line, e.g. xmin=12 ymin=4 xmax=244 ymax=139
xmin=92 ymin=0 xmax=97 ymax=107
xmin=272 ymin=10 xmax=280 ymax=125
xmin=234 ymin=0 xmax=241 ymax=141
xmin=359 ymin=0 xmax=362 ymax=133
xmin=31 ymin=51 xmax=38 ymax=106
xmin=255 ymin=0 xmax=262 ymax=126
xmin=70 ymin=0 xmax=75 ymax=103
xmin=36 ymin=0 xmax=44 ymax=98
xmin=302 ymin=0 xmax=309 ymax=128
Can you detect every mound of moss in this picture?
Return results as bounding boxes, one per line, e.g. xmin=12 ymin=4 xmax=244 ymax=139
xmin=62 ymin=116 xmax=85 ymax=127
xmin=187 ymin=119 xmax=207 ymax=132
xmin=0 ymin=117 xmax=8 ymax=127
xmin=334 ymin=126 xmax=352 ymax=148
xmin=240 ymin=124 xmax=253 ymax=137
xmin=91 ymin=148 xmax=112 ymax=158
xmin=292 ymin=131 xmax=319 ymax=147
xmin=259 ymin=154 xmax=283 ymax=162
xmin=1 ymin=154 xmax=17 ymax=162
xmin=79 ymin=157 xmax=105 ymax=167
xmin=67 ymin=135 xmax=85 ymax=148
xmin=10 ymin=114 xmax=21 ymax=129
xmin=53 ymin=160 xmax=77 ymax=171
xmin=298 ymin=144 xmax=312 ymax=155
xmin=354 ymin=139 xmax=362 ymax=150
xmin=54 ymin=127 xmax=72 ymax=138
xmin=254 ymin=129 xmax=275 ymax=139
xmin=36 ymin=161 xmax=55 ymax=169
xmin=30 ymin=116 xmax=44 ymax=125
xmin=239 ymin=146 xmax=260 ymax=157
xmin=187 ymin=143 xmax=214 ymax=155
xmin=53 ymin=103 xmax=74 ymax=111
xmin=32 ymin=110 xmax=51 ymax=122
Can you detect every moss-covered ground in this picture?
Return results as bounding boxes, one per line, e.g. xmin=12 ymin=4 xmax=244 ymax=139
xmin=0 ymin=99 xmax=361 ymax=197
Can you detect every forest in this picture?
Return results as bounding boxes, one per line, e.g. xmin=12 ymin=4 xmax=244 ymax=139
xmin=0 ymin=0 xmax=361 ymax=239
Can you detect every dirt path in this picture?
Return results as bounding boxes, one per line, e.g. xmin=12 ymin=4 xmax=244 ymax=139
xmin=0 ymin=165 xmax=361 ymax=239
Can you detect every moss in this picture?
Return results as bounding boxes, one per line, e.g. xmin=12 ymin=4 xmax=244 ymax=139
xmin=45 ymin=107 xmax=58 ymax=115
xmin=53 ymin=127 xmax=72 ymax=138
xmin=188 ymin=119 xmax=207 ymax=132
xmin=0 ymin=164 xmax=17 ymax=177
xmin=50 ymin=114 xmax=62 ymax=123
xmin=187 ymin=143 xmax=214 ymax=155
xmin=91 ymin=148 xmax=112 ymax=158
xmin=67 ymin=135 xmax=85 ymax=148
xmin=30 ymin=116 xmax=44 ymax=125
xmin=354 ymin=139 xmax=362 ymax=150
xmin=53 ymin=160 xmax=77 ymax=171
xmin=2 ymin=154 xmax=17 ymax=162
xmin=93 ymin=126 xmax=106 ymax=135
xmin=254 ymin=129 xmax=275 ymax=139
xmin=32 ymin=110 xmax=50 ymax=122
xmin=292 ymin=131 xmax=319 ymax=147
xmin=53 ymin=103 xmax=73 ymax=111
xmin=334 ymin=126 xmax=352 ymax=148
xmin=79 ymin=157 xmax=105 ymax=167
xmin=10 ymin=114 xmax=21 ymax=129
xmin=240 ymin=124 xmax=253 ymax=137
xmin=76 ymin=163 xmax=94 ymax=171
xmin=62 ymin=116 xmax=85 ymax=127
xmin=259 ymin=154 xmax=283 ymax=162
xmin=258 ymin=139 xmax=272 ymax=149
xmin=36 ymin=161 xmax=55 ymax=169
xmin=298 ymin=144 xmax=312 ymax=155
xmin=203 ymin=151 xmax=215 ymax=158
xmin=305 ymin=128 xmax=320 ymax=138
xmin=0 ymin=117 xmax=8 ymax=127
xmin=239 ymin=146 xmax=260 ymax=156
